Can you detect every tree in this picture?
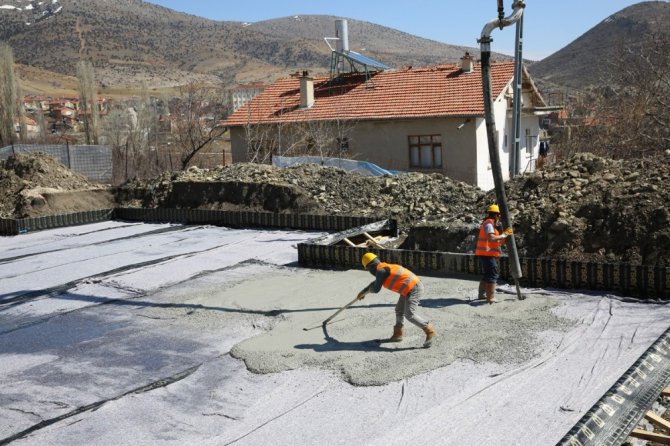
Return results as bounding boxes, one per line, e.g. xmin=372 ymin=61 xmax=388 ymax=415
xmin=0 ymin=43 xmax=19 ymax=146
xmin=103 ymin=88 xmax=164 ymax=183
xmin=557 ymin=33 xmax=670 ymax=159
xmin=76 ymin=60 xmax=99 ymax=145
xmin=172 ymin=82 xmax=228 ymax=170
xmin=242 ymin=97 xmax=358 ymax=164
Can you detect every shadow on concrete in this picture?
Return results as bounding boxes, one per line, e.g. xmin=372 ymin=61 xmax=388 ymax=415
xmin=293 ymin=324 xmax=421 ymax=353
xmin=0 ymin=290 xmax=394 ymax=319
xmin=420 ymin=297 xmax=472 ymax=308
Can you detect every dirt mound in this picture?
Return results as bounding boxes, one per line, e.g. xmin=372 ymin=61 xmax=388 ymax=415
xmin=0 ymin=152 xmax=113 ymax=219
xmin=5 ymin=150 xmax=670 ymax=266
xmin=116 ymin=163 xmax=486 ymax=228
xmin=501 ymin=152 xmax=670 ymax=265
xmin=118 ymin=153 xmax=670 ymax=266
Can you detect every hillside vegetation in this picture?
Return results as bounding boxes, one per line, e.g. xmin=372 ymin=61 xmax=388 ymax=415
xmin=0 ymin=0 xmax=505 ymax=92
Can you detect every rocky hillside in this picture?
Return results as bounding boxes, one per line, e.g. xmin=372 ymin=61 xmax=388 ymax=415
xmin=528 ymin=1 xmax=670 ymax=90
xmin=0 ymin=0 xmax=502 ymax=90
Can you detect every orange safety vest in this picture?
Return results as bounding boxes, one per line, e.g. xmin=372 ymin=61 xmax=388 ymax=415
xmin=377 ymin=262 xmax=419 ymax=296
xmin=475 ymin=218 xmax=503 ymax=257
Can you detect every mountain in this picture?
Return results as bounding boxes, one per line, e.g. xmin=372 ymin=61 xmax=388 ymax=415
xmin=5 ymin=0 xmax=665 ymax=96
xmin=528 ymin=1 xmax=670 ymax=91
xmin=0 ymin=0 xmax=506 ymax=94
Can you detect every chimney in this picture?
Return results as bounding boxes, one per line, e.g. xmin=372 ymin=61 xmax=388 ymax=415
xmin=460 ymin=52 xmax=474 ymax=73
xmin=299 ymin=71 xmax=314 ymax=108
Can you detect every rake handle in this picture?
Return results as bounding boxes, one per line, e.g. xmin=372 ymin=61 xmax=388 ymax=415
xmin=322 ymin=296 xmax=360 ymax=326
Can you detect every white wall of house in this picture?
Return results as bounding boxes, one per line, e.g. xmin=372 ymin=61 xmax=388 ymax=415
xmin=475 ymin=91 xmax=511 ymax=191
xmin=502 ymin=113 xmax=543 ymax=178
xmin=229 ymin=106 xmax=527 ymax=192
xmin=346 ymin=117 xmax=481 ymax=183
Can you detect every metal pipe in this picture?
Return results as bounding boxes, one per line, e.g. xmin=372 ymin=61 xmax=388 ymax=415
xmin=511 ymin=13 xmax=524 ymax=177
xmin=479 ymin=1 xmax=525 ymax=298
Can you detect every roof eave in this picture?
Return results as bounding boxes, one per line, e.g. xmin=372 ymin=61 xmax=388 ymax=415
xmin=226 ymin=112 xmax=486 ymax=127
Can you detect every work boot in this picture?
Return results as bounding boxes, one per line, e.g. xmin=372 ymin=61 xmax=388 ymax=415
xmin=478 ymin=280 xmax=486 ymax=300
xmin=422 ymin=323 xmax=437 ymax=348
xmin=485 ymin=283 xmax=497 ymax=304
xmin=390 ymin=324 xmax=404 ymax=342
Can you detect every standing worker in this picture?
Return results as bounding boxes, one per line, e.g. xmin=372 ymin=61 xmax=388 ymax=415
xmin=357 ymin=253 xmax=437 ymax=348
xmin=537 ymin=138 xmax=550 ymax=169
xmin=475 ymin=204 xmax=513 ymax=304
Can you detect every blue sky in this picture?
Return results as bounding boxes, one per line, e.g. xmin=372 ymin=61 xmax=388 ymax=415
xmin=144 ymin=0 xmax=656 ymax=60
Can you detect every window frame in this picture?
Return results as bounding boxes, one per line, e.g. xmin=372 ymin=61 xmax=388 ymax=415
xmin=408 ymin=134 xmax=443 ymax=169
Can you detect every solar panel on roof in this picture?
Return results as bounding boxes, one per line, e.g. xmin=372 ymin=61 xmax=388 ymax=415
xmin=344 ymin=51 xmax=390 ymax=70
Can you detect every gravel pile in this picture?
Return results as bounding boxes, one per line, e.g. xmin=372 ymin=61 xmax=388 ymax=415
xmin=501 ymin=151 xmax=670 ymax=265
xmin=4 ymin=150 xmax=669 ymax=266
xmin=119 ymin=152 xmax=670 ymax=265
xmin=118 ymin=162 xmax=486 ymax=228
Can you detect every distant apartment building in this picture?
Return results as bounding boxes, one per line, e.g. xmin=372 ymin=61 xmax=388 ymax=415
xmin=225 ymin=82 xmax=266 ymax=113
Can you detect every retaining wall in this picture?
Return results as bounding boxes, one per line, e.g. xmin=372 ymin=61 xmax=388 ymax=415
xmin=557 ymin=327 xmax=670 ymax=446
xmin=0 ymin=208 xmax=384 ymax=236
xmin=298 ymin=244 xmax=669 ymax=299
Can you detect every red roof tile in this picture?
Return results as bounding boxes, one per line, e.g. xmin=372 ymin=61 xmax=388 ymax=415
xmin=225 ymin=61 xmax=515 ymax=126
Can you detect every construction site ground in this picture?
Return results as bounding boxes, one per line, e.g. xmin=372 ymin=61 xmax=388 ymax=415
xmin=1 ymin=221 xmax=669 ymax=445
xmin=3 ymin=150 xmax=670 ymax=265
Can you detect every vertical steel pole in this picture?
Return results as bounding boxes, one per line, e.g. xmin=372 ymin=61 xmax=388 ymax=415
xmin=511 ymin=14 xmax=524 ymax=177
xmin=479 ymin=1 xmax=525 ymax=299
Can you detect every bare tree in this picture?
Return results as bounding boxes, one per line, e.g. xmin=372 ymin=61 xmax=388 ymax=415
xmin=0 ymin=43 xmax=19 ymax=146
xmin=557 ymin=33 xmax=670 ymax=159
xmin=172 ymin=82 xmax=228 ymax=170
xmin=35 ymin=108 xmax=48 ymax=143
xmin=103 ymin=88 xmax=165 ymax=183
xmin=76 ymin=60 xmax=99 ymax=144
xmin=242 ymin=99 xmax=358 ymax=164
xmin=299 ymin=116 xmax=357 ymax=159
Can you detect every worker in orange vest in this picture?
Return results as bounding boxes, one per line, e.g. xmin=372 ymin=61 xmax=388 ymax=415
xmin=358 ymin=253 xmax=437 ymax=348
xmin=475 ymin=204 xmax=513 ymax=304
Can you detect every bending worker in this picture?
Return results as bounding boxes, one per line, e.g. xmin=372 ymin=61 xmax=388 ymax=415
xmin=475 ymin=204 xmax=513 ymax=304
xmin=358 ymin=253 xmax=437 ymax=348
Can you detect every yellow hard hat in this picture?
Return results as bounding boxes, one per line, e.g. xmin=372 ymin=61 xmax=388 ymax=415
xmin=361 ymin=253 xmax=378 ymax=269
xmin=487 ymin=204 xmax=500 ymax=214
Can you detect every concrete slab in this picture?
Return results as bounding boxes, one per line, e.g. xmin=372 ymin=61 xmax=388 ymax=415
xmin=1 ymin=222 xmax=669 ymax=445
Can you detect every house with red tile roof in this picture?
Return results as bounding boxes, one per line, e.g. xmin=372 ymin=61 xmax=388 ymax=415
xmin=224 ymin=54 xmax=552 ymax=190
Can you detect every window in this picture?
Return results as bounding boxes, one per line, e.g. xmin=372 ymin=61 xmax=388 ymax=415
xmin=336 ymin=137 xmax=350 ymax=152
xmin=408 ymin=134 xmax=442 ymax=169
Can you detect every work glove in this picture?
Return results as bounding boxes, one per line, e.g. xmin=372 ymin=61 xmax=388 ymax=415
xmin=504 ymin=227 xmax=513 ymax=236
xmin=357 ymin=289 xmax=368 ymax=300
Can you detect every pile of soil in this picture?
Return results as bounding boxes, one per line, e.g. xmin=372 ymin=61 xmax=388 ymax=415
xmin=4 ymin=150 xmax=670 ymax=266
xmin=501 ymin=152 xmax=670 ymax=265
xmin=117 ymin=152 xmax=670 ymax=266
xmin=0 ymin=152 xmax=114 ymax=219
xmin=117 ymin=163 xmax=486 ymax=227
